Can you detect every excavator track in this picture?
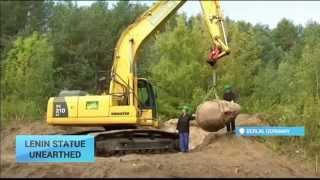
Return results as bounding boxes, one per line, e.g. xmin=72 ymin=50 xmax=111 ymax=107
xmin=53 ymin=129 xmax=180 ymax=157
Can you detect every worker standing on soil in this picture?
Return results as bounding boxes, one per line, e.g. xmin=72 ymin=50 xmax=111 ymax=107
xmin=223 ymin=85 xmax=238 ymax=134
xmin=176 ymin=106 xmax=193 ymax=153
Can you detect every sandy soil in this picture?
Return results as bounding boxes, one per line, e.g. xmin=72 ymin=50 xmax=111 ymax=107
xmin=0 ymin=114 xmax=317 ymax=178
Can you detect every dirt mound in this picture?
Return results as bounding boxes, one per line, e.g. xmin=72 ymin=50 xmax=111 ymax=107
xmin=0 ymin=115 xmax=317 ymax=178
xmin=162 ymin=119 xmax=209 ymax=150
xmin=161 ymin=113 xmax=266 ymax=150
xmin=0 ymin=120 xmax=103 ymax=159
xmin=236 ymin=114 xmax=266 ymax=126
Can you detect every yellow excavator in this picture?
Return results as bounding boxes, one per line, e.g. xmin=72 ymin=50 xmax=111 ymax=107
xmin=46 ymin=0 xmax=230 ymax=156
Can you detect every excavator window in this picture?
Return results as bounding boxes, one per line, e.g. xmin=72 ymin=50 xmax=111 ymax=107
xmin=138 ymin=79 xmax=157 ymax=118
xmin=138 ymin=86 xmax=149 ymax=107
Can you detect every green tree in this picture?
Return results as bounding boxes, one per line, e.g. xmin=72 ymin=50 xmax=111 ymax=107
xmin=0 ymin=1 xmax=53 ymax=59
xmin=272 ymin=18 xmax=299 ymax=52
xmin=253 ymin=24 xmax=283 ymax=66
xmin=297 ymin=22 xmax=320 ymax=154
xmin=248 ymin=21 xmax=320 ymax=156
xmin=217 ymin=21 xmax=262 ymax=110
xmin=149 ymin=15 xmax=213 ymax=117
xmin=48 ymin=1 xmax=147 ymax=93
xmin=2 ymin=32 xmax=54 ymax=121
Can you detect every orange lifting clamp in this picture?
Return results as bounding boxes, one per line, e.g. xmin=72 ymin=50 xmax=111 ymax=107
xmin=207 ymin=46 xmax=222 ymax=66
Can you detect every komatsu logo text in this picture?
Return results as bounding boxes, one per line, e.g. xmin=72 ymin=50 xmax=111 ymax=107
xmin=111 ymin=112 xmax=130 ymax=116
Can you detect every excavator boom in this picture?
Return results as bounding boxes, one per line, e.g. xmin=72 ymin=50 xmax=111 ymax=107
xmin=110 ymin=0 xmax=230 ymax=107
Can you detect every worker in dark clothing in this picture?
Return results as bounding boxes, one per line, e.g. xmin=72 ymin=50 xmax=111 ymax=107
xmin=176 ymin=106 xmax=193 ymax=153
xmin=223 ymin=84 xmax=238 ymax=134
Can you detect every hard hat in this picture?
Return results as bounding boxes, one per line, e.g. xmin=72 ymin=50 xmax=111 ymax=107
xmin=181 ymin=105 xmax=190 ymax=112
xmin=224 ymin=84 xmax=232 ymax=92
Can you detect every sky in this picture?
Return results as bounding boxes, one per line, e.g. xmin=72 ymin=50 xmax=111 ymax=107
xmin=76 ymin=1 xmax=320 ymax=29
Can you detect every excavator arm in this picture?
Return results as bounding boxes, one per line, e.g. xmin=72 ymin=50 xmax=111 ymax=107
xmin=109 ymin=0 xmax=230 ymax=107
xmin=200 ymin=1 xmax=230 ymax=65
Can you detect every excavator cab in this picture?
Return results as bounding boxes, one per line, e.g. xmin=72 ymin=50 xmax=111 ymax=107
xmin=138 ymin=78 xmax=157 ymax=119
